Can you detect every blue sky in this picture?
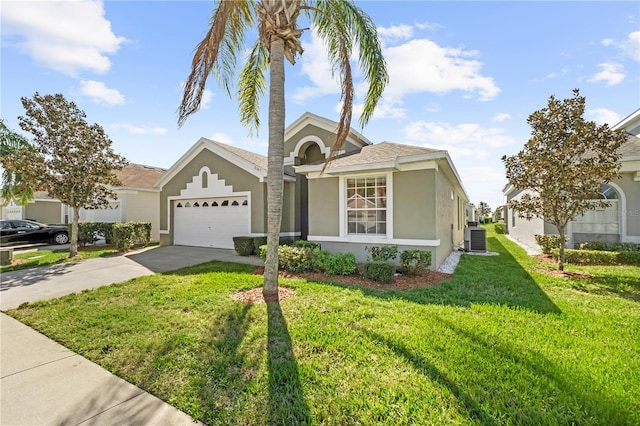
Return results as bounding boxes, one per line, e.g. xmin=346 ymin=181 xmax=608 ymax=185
xmin=2 ymin=1 xmax=639 ymax=210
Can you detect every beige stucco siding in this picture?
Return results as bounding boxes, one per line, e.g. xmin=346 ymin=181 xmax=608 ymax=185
xmin=614 ymin=173 xmax=640 ymax=237
xmin=307 ymin=177 xmax=340 ymax=236
xmin=280 ymin=180 xmax=297 ymax=233
xmin=159 ymin=149 xmax=267 ymax=240
xmin=118 ymin=191 xmax=160 ymax=241
xmin=434 ymin=171 xmax=456 ymax=268
xmin=393 ymin=170 xmax=436 ymax=239
xmin=285 ymin=123 xmax=362 ymax=158
xmin=24 ymin=201 xmax=62 ymax=224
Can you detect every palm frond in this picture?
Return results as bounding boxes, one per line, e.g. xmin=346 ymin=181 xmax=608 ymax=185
xmin=238 ymin=39 xmax=269 ymax=133
xmin=178 ymin=0 xmax=255 ymax=126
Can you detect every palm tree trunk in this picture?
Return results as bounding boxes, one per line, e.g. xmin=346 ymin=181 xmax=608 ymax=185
xmin=264 ymin=36 xmax=286 ymax=298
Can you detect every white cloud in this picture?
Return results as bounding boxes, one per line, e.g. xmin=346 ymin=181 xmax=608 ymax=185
xmin=79 ymin=80 xmax=125 ymax=105
xmin=377 ymin=24 xmax=414 ymax=43
xmin=546 ymin=67 xmax=570 ymax=79
xmin=111 ymin=123 xmax=168 ymax=135
xmin=492 ymin=113 xmax=511 ymax=123
xmin=587 ymin=108 xmax=621 ymax=126
xmin=208 ymin=132 xmax=233 ymax=145
xmin=588 ymin=62 xmax=625 ymax=86
xmin=2 ymin=0 xmax=126 ymax=76
xmin=384 ymin=39 xmax=500 ymax=102
xmin=293 ymin=27 xmax=499 ymax=109
xmin=201 ymin=89 xmax=214 ymax=109
xmin=291 ymin=32 xmax=340 ymax=102
xmin=620 ymin=31 xmax=640 ymax=61
xmin=404 ymin=121 xmax=514 ymax=149
xmin=415 ymin=21 xmax=443 ymax=32
xmin=601 ymin=38 xmax=614 ymax=47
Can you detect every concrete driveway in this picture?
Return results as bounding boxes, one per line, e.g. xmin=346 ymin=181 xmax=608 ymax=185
xmin=1 ymin=245 xmax=263 ymax=311
xmin=0 ymin=244 xmax=263 ymax=426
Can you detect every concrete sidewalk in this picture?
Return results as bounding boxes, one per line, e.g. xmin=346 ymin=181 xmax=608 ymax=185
xmin=1 ymin=245 xmax=264 ymax=425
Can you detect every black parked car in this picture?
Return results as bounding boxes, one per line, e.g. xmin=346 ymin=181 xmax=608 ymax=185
xmin=0 ymin=219 xmax=70 ymax=245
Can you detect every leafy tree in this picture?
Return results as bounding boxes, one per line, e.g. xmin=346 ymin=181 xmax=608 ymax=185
xmin=0 ymin=120 xmax=36 ymax=205
xmin=178 ymin=0 xmax=388 ymax=297
xmin=502 ymin=89 xmax=627 ymax=270
xmin=477 ymin=201 xmax=492 ymax=219
xmin=4 ymin=93 xmax=128 ymax=257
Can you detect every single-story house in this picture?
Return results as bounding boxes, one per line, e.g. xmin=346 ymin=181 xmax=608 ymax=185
xmin=503 ymin=108 xmax=640 ymax=248
xmin=157 ymin=112 xmax=470 ymax=270
xmin=1 ymin=163 xmax=165 ymax=241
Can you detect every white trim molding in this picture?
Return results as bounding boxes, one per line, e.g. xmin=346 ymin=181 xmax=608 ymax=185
xmin=284 ymin=135 xmax=330 ymax=165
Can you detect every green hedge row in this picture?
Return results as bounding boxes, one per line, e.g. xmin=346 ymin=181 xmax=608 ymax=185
xmin=551 ymin=248 xmax=640 ymax=266
xmin=578 ymin=241 xmax=639 ymax=252
xmin=74 ymin=221 xmax=151 ymax=251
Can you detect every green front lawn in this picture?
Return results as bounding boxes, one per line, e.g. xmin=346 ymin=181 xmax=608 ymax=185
xmin=8 ymin=225 xmax=639 ymax=425
xmin=1 ymin=247 xmax=120 ymax=272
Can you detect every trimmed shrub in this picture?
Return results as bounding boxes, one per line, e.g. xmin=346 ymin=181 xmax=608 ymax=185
xmin=535 ymin=234 xmax=567 ymax=255
xmin=252 ymin=236 xmax=267 ymax=255
xmin=363 ymin=261 xmax=395 ymax=283
xmin=400 ymin=250 xmax=432 ymax=276
xmin=96 ymin=222 xmax=114 ymax=244
xmin=579 ymin=241 xmax=639 ymax=252
xmin=323 ymin=252 xmax=357 ymax=276
xmin=259 ymin=244 xmax=268 ymax=260
xmin=76 ymin=222 xmax=100 ymax=246
xmin=365 ymin=245 xmax=398 ymax=262
xmin=551 ymin=248 xmax=640 ymax=266
xmin=111 ymin=222 xmax=151 ymax=251
xmin=494 ymin=223 xmax=505 ymax=234
xmin=233 ymin=236 xmax=254 ymax=256
xmin=293 ymin=240 xmax=320 ymax=250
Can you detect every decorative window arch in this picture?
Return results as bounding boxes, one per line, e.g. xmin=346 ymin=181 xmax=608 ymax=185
xmin=201 ymin=171 xmax=208 ymax=188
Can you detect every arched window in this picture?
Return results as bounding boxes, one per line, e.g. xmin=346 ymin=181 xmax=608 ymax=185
xmin=176 ymin=203 xmax=183 ymax=208
xmin=221 ymin=200 xmax=229 ymax=206
xmin=202 ymin=202 xmax=209 ymax=207
xmin=231 ymin=200 xmax=239 ymax=206
xmin=242 ymin=200 xmax=248 ymax=206
xmin=212 ymin=201 xmax=218 ymax=207
xmin=193 ymin=202 xmax=200 ymax=207
xmin=201 ymin=171 xmax=208 ymax=188
xmin=598 ymin=184 xmax=618 ymax=200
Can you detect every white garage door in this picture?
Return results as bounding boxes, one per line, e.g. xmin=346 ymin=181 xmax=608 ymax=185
xmin=174 ymin=196 xmax=249 ymax=249
xmin=80 ymin=202 xmax=121 ymax=223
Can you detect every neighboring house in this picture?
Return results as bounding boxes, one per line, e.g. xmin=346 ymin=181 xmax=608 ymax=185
xmin=1 ymin=163 xmax=166 ymax=241
xmin=1 ymin=191 xmax=68 ymax=225
xmin=157 ymin=112 xmax=470 ymax=270
xmin=503 ymin=108 xmax=640 ymax=248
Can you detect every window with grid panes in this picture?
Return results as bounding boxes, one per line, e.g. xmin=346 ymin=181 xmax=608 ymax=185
xmin=346 ymin=176 xmax=387 ymax=235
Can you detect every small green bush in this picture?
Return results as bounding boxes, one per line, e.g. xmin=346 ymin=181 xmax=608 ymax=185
xmin=259 ymin=244 xmax=268 ymax=260
xmin=400 ymin=250 xmax=432 ymax=276
xmin=579 ymin=241 xmax=639 ymax=252
xmin=252 ymin=237 xmax=267 ymax=255
xmin=363 ymin=261 xmax=395 ymax=283
xmin=535 ymin=234 xmax=567 ymax=255
xmin=293 ymin=240 xmax=319 ymax=250
xmin=76 ymin=222 xmax=100 ymax=246
xmin=365 ymin=245 xmax=398 ymax=262
xmin=494 ymin=223 xmax=505 ymax=234
xmin=551 ymin=248 xmax=640 ymax=266
xmin=111 ymin=222 xmax=151 ymax=251
xmin=233 ymin=236 xmax=255 ymax=256
xmin=323 ymin=252 xmax=357 ymax=275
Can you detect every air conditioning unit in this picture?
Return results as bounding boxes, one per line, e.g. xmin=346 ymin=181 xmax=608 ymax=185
xmin=464 ymin=226 xmax=487 ymax=252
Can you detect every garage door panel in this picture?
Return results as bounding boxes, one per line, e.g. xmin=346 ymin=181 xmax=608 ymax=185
xmin=174 ymin=198 xmax=249 ymax=249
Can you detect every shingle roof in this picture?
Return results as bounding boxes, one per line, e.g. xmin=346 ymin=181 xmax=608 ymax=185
xmin=322 ymin=142 xmax=444 ymax=168
xmin=113 ymin=163 xmax=167 ymax=189
xmin=619 ymin=134 xmax=640 ymax=158
xmin=209 ymin=140 xmax=268 ymax=170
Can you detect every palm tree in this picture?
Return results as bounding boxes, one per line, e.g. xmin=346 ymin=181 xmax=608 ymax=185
xmin=178 ymin=0 xmax=388 ymax=297
xmin=0 ymin=120 xmax=35 ymax=206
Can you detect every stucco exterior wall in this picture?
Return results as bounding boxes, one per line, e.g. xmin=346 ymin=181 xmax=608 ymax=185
xmin=119 ymin=191 xmax=161 ymax=241
xmin=24 ymin=201 xmax=62 ymax=224
xmin=307 ymin=177 xmax=340 ymax=236
xmin=434 ymin=171 xmax=457 ymax=268
xmin=614 ymin=172 xmax=640 ymax=239
xmin=506 ymin=188 xmax=545 ymax=249
xmin=280 ymin=180 xmax=297 ymax=234
xmin=284 ymin=123 xmax=362 ymax=158
xmin=159 ymin=149 xmax=268 ymax=243
xmin=393 ymin=170 xmax=436 ymax=239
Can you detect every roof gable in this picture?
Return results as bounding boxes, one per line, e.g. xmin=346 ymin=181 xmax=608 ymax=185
xmin=285 ymin=112 xmax=372 ymax=148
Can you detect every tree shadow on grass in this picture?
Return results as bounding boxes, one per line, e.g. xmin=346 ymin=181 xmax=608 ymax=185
xmin=266 ymin=300 xmax=311 ymax=425
xmin=360 ymin=313 xmax=631 ymax=425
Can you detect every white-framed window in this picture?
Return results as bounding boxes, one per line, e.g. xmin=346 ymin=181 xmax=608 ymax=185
xmin=346 ymin=176 xmax=387 ymax=235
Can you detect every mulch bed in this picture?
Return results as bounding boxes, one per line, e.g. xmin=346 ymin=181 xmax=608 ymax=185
xmin=232 ymin=266 xmax=452 ymax=304
xmin=532 ymin=254 xmax=593 ymax=279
